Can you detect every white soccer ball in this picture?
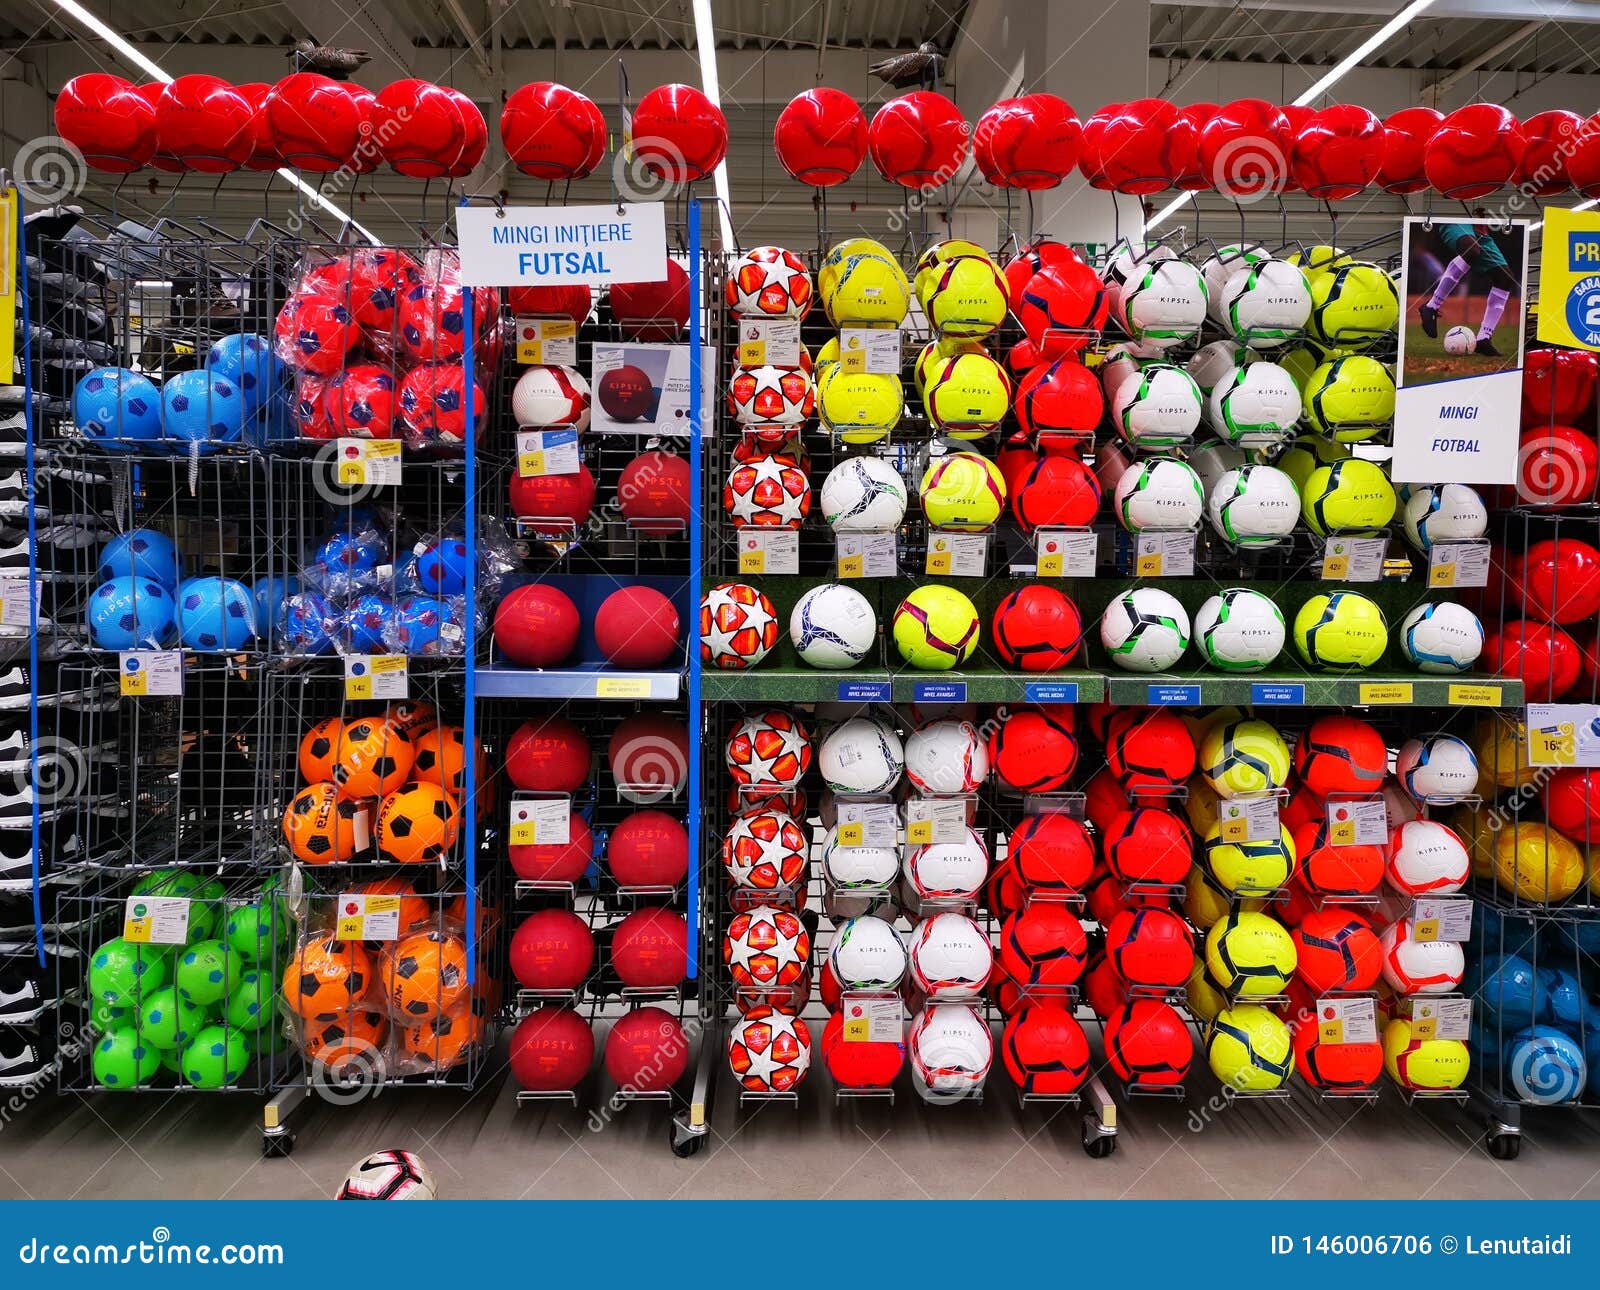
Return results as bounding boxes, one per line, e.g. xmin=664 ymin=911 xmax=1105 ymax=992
xmin=1399 ymin=602 xmax=1485 ymax=673
xmin=1207 ymin=362 xmax=1303 ymax=445
xmin=819 ymin=454 xmax=908 ymax=531
xmin=1113 ymin=456 xmax=1205 ymax=531
xmin=1202 ymin=244 xmax=1269 ymax=321
xmin=337 ymin=1149 xmax=437 ymax=1200
xmin=1106 ymin=242 xmax=1175 ymax=297
xmin=1379 ymin=918 xmax=1465 ymax=994
xmin=820 ymin=825 xmax=899 ymax=890
xmin=1401 ymin=484 xmax=1488 ymax=551
xmin=1396 ymin=736 xmax=1479 ymax=805
xmin=1443 ymin=325 xmax=1476 ymax=356
xmin=1386 ymin=819 xmax=1471 ymax=897
xmin=1186 ymin=340 xmax=1251 ymax=396
xmin=1120 ymin=259 xmax=1208 ymax=348
xmin=908 ymin=1003 xmax=993 ymax=1095
xmin=511 ymin=364 xmax=591 ymax=432
xmin=908 ymin=912 xmax=993 ymax=999
xmin=1193 ymin=588 xmax=1286 ymax=672
xmin=729 ymin=364 xmax=812 ymax=426
xmin=1099 ymin=587 xmax=1190 ymax=672
xmin=828 ymin=916 xmax=908 ymax=990
xmin=904 ymin=828 xmax=990 ymax=902
xmin=819 ymin=716 xmax=904 ymax=794
xmin=1207 ymin=464 xmax=1302 ymax=546
xmin=1220 ymin=258 xmax=1312 ymax=347
xmin=1111 ymin=364 xmax=1203 ymax=447
xmin=729 ymin=246 xmax=813 ymax=318
xmin=1186 ymin=439 xmax=1247 ymax=501
xmin=790 ymin=584 xmax=878 ymax=670
xmin=904 ymin=719 xmax=988 ymax=794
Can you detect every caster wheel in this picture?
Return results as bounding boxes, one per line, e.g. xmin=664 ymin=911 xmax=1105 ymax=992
xmin=1487 ymin=1132 xmax=1521 ymax=1161
xmin=670 ymin=1130 xmax=705 ymax=1159
xmin=1081 ymin=1121 xmax=1116 ymax=1159
xmin=262 ymin=1132 xmax=295 ymax=1159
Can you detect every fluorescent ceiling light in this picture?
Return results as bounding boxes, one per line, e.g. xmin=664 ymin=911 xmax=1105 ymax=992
xmin=1530 ymin=197 xmax=1598 ymax=232
xmin=51 ymin=0 xmax=381 ymax=244
xmin=1144 ymin=0 xmax=1437 ymax=234
xmin=690 ymin=0 xmax=736 ymax=249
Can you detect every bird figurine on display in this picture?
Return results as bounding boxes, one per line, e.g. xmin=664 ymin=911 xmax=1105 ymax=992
xmin=289 ymin=38 xmax=371 ymax=78
xmin=870 ymin=42 xmax=944 ymax=88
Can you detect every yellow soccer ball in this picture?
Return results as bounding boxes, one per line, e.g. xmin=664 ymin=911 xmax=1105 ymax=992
xmin=1451 ymin=802 xmax=1499 ymax=882
xmin=1292 ymin=591 xmax=1389 ymax=670
xmin=1286 ymin=245 xmax=1351 ymax=287
xmin=922 ymin=350 xmax=1012 ymax=437
xmin=827 ymin=251 xmax=910 ymax=325
xmin=918 ymin=451 xmax=1007 ymax=531
xmin=1204 ymin=910 xmax=1296 ymax=998
xmin=1473 ymin=714 xmax=1539 ymax=790
xmin=924 ymin=254 xmax=1011 ymax=339
xmin=819 ymin=237 xmax=892 ymax=309
xmin=1303 ymin=355 xmax=1396 ymax=442
xmin=1275 ymin=434 xmax=1350 ymax=493
xmin=817 ymin=366 xmax=903 ymax=444
xmin=1206 ymin=1004 xmax=1293 ymax=1091
xmin=914 ymin=238 xmax=991 ymax=306
xmin=1493 ymin=822 xmax=1585 ymax=904
xmin=1308 ymin=261 xmax=1398 ymax=349
xmin=1186 ymin=957 xmax=1229 ymax=1023
xmin=1198 ymin=718 xmax=1291 ymax=797
xmin=1301 ymin=457 xmax=1397 ymax=535
xmin=891 ymin=585 xmax=980 ymax=670
xmin=1382 ymin=1018 xmax=1470 ymax=1091
xmin=1202 ymin=824 xmax=1297 ymax=895
xmin=914 ymin=338 xmax=984 ymax=400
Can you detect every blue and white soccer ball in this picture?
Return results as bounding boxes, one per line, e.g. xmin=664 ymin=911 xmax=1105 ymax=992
xmin=1506 ymin=1026 xmax=1586 ymax=1105
xmin=1399 ymin=601 xmax=1484 ymax=673
xmin=1395 ymin=733 xmax=1478 ymax=804
xmin=1401 ymin=483 xmax=1488 ymax=551
xmin=789 ymin=583 xmax=878 ymax=670
xmin=98 ymin=528 xmax=181 ymax=589
xmin=161 ymin=369 xmax=246 ymax=452
xmin=174 ymin=576 xmax=258 ymax=651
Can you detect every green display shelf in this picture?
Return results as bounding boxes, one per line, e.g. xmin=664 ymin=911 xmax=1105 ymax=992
xmin=1102 ymin=671 xmax=1524 ymax=709
xmin=700 ymin=666 xmax=1105 ymax=705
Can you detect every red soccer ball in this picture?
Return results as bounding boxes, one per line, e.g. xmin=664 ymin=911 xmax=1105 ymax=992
xmin=130 ymin=83 xmax=183 ymax=171
xmin=867 ymin=90 xmax=969 ymax=187
xmin=1076 ymin=104 xmax=1116 ymax=188
xmin=1015 ymin=261 xmax=1110 ymax=357
xmin=1175 ymin=102 xmax=1218 ymax=188
xmin=1015 ymin=358 xmax=1104 ymax=438
xmin=1094 ymin=97 xmax=1195 ymax=195
xmin=1515 ymin=109 xmax=1585 ymax=195
xmin=1523 ymin=348 xmax=1598 ymax=425
xmin=508 ymin=283 xmax=592 ymax=324
xmin=1010 ymin=451 xmax=1101 ymax=531
xmin=373 ymin=80 xmax=465 ymax=177
xmin=501 ymin=82 xmax=606 ymax=179
xmin=1290 ymin=103 xmax=1383 ymax=200
xmin=974 ymin=93 xmax=1082 ymax=190
xmin=1517 ymin=424 xmax=1599 ymax=505
xmin=773 ymin=88 xmax=867 ymax=186
xmin=1104 ymin=999 xmax=1192 ymax=1086
xmin=632 ymin=83 xmax=727 ymax=182
xmin=398 ymin=279 xmax=497 ymax=364
xmin=1522 ymin=537 xmax=1600 ymax=624
xmin=1546 ymin=768 xmax=1600 ymax=843
xmin=1002 ymin=1004 xmax=1090 ymax=1095
xmin=323 ymin=364 xmax=398 ymax=440
xmin=1425 ymin=103 xmax=1526 ymax=198
xmin=1000 ymin=902 xmax=1089 ymax=989
xmin=822 ymin=1009 xmax=904 ymax=1088
xmin=595 ymin=585 xmax=681 ymax=668
xmin=234 ymin=82 xmax=282 ymax=172
xmin=1198 ymin=97 xmax=1289 ymax=198
xmin=508 ymin=462 xmax=597 ymax=527
xmin=291 ymin=375 xmax=335 ymax=440
xmin=494 ymin=584 xmax=581 ymax=667
xmin=1569 ymin=115 xmax=1600 ymax=198
xmin=1293 ymin=1014 xmax=1382 ymax=1091
xmin=156 ymin=75 xmax=253 ymax=173
xmin=1482 ymin=619 xmax=1582 ymax=701
xmin=509 ymin=909 xmax=594 ymax=990
xmin=1102 ymin=807 xmax=1193 ymax=886
xmin=398 ymin=362 xmax=486 ymax=446
xmin=1008 ymin=812 xmax=1096 ymax=893
xmin=610 ymin=260 xmax=690 ymax=341
xmin=992 ymin=584 xmax=1083 ymax=672
xmin=54 ymin=74 xmax=155 ymax=173
xmin=273 ymin=293 xmax=357 ymax=376
xmin=509 ymin=1007 xmax=593 ymax=1092
xmin=1105 ymin=906 xmax=1193 ymax=987
xmin=265 ymin=73 xmax=370 ymax=171
xmin=1292 ymin=909 xmax=1382 ymax=993
xmin=345 ymin=248 xmax=423 ymax=333
xmin=1001 ymin=240 xmax=1082 ymax=306
xmin=1377 ymin=106 xmax=1441 ymax=194
xmin=1105 ymin=708 xmax=1196 ymax=790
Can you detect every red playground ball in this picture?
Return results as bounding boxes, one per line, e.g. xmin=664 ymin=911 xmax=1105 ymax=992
xmin=508 ymin=810 xmax=593 ymax=882
xmin=822 ymin=1009 xmax=905 ymax=1087
xmin=1002 ymin=1004 xmax=1091 ymax=1095
xmin=608 ymin=810 xmax=690 ymax=886
xmin=494 ymin=584 xmax=580 ymax=667
xmin=618 ymin=450 xmax=692 ymax=535
xmin=631 ymin=83 xmax=727 ymax=181
xmin=610 ymin=261 xmax=690 ymax=341
xmin=504 ymin=715 xmax=590 ymax=792
xmin=611 ymin=908 xmax=689 ymax=989
xmin=1104 ymin=999 xmax=1192 ymax=1086
xmin=773 ymin=88 xmax=868 ymax=186
xmin=597 ymin=365 xmax=655 ymax=421
xmin=509 ymin=1006 xmax=593 ymax=1091
xmin=508 ymin=463 xmax=597 ymax=527
xmin=595 ymin=586 xmax=681 ymax=668
xmin=605 ymin=1006 xmax=689 ymax=1092
xmin=509 ymin=908 xmax=595 ymax=991
xmin=608 ymin=713 xmax=689 ymax=802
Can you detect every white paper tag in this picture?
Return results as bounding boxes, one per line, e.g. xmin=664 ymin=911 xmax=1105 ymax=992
xmin=1526 ymin=703 xmax=1600 ymax=768
xmin=122 ymin=895 xmax=190 ymax=945
xmin=837 ymin=531 xmax=898 ymax=578
xmin=1133 ymin=530 xmax=1196 ymax=577
xmin=345 ymin=654 xmax=408 ymax=701
xmin=840 ymin=993 xmax=903 ymax=1043
xmin=335 ymin=438 xmax=402 ymax=487
xmin=0 ymin=578 xmax=36 ymax=628
xmin=1411 ymin=897 xmax=1474 ymax=943
xmin=1427 ymin=540 xmax=1490 ymax=589
xmin=925 ymin=531 xmax=988 ymax=577
xmin=1410 ymin=995 xmax=1472 ymax=1041
xmin=511 ymin=797 xmax=572 ymax=846
xmin=1324 ymin=796 xmax=1389 ymax=847
xmin=839 ymin=326 xmax=902 ymax=375
xmin=834 ymin=799 xmax=898 ymax=850
xmin=335 ymin=892 xmax=401 ymax=942
xmin=1034 ymin=529 xmax=1098 ymax=578
xmin=1321 ymin=535 xmax=1387 ymax=582
xmin=513 ymin=317 xmax=579 ymax=365
xmin=736 ymin=318 xmax=802 ymax=369
xmin=905 ymin=797 xmax=969 ymax=846
xmin=1216 ymin=795 xmax=1280 ymax=844
xmin=118 ymin=650 xmax=183 ymax=696
xmin=737 ymin=528 xmax=800 ymax=576
xmin=516 ymin=429 xmax=581 ymax=476
xmin=1316 ymin=995 xmax=1378 ymax=1045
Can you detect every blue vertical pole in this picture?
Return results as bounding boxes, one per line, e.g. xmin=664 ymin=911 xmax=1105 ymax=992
xmin=459 ymin=210 xmax=479 ymax=988
xmin=14 ymin=191 xmax=42 ymax=968
xmin=686 ymin=199 xmax=702 ymax=982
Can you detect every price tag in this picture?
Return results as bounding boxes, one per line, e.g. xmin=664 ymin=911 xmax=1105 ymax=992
xmin=335 ymin=439 xmax=402 ymax=488
xmin=840 ymin=994 xmax=903 ymax=1043
xmin=834 ymin=799 xmax=897 ymax=850
xmin=1358 ymin=682 xmax=1413 ymax=706
xmin=122 ymin=895 xmax=190 ymax=945
xmin=0 ymin=578 xmax=36 ymax=628
xmin=837 ymin=531 xmax=897 ymax=579
xmin=1321 ymin=536 xmax=1387 ymax=582
xmin=516 ymin=429 xmax=581 ymax=477
xmin=1325 ymin=796 xmax=1388 ymax=847
xmin=514 ymin=317 xmax=578 ymax=365
xmin=838 ymin=326 xmax=902 ymax=375
xmin=345 ymin=654 xmax=408 ymax=701
xmin=1035 ymin=529 xmax=1098 ymax=578
xmin=1133 ymin=531 xmax=1196 ymax=577
xmin=1448 ymin=683 xmax=1501 ymax=707
xmin=1526 ymin=704 xmax=1600 ymax=767
xmin=1427 ymin=540 xmax=1490 ymax=589
xmin=925 ymin=531 xmax=988 ymax=577
xmin=596 ymin=676 xmax=653 ymax=699
xmin=738 ymin=528 xmax=799 ymax=575
xmin=1216 ymin=795 xmax=1280 ymax=844
xmin=335 ymin=893 xmax=401 ymax=942
xmin=735 ymin=319 xmax=801 ymax=369
xmin=1411 ymin=897 xmax=1473 ymax=943
xmin=510 ymin=798 xmax=572 ymax=847
xmin=1410 ymin=996 xmax=1471 ymax=1041
xmin=1317 ymin=996 xmax=1377 ymax=1046
xmin=118 ymin=651 xmax=183 ymax=697
xmin=904 ymin=797 xmax=970 ymax=846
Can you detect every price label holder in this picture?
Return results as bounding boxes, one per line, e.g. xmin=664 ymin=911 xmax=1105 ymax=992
xmin=335 ymin=438 xmax=402 ymax=488
xmin=1324 ymin=795 xmax=1388 ymax=847
xmin=1526 ymin=703 xmax=1600 ymax=767
xmin=1216 ymin=794 xmax=1280 ymax=844
xmin=1447 ymin=683 xmax=1502 ymax=708
xmin=514 ymin=317 xmax=578 ymax=365
xmin=1409 ymin=995 xmax=1471 ymax=1042
xmin=904 ymin=797 xmax=971 ymax=846
xmin=836 ymin=531 xmax=897 ymax=579
xmin=1410 ymin=897 xmax=1473 ymax=943
xmin=335 ymin=892 xmax=402 ymax=942
xmin=1427 ymin=539 xmax=1490 ymax=589
xmin=838 ymin=326 xmax=903 ymax=375
xmin=738 ymin=528 xmax=799 ymax=575
xmin=122 ymin=895 xmax=190 ymax=945
xmin=509 ymin=795 xmax=573 ymax=847
xmin=736 ymin=318 xmax=801 ymax=369
xmin=1358 ymin=682 xmax=1413 ymax=706
xmin=1130 ymin=530 xmax=1196 ymax=578
xmin=1316 ymin=995 xmax=1377 ymax=1046
xmin=345 ymin=654 xmax=408 ymax=701
xmin=1320 ymin=535 xmax=1387 ymax=582
xmin=1034 ymin=528 xmax=1098 ymax=578
xmin=596 ymin=676 xmax=653 ymax=699
xmin=925 ymin=531 xmax=988 ymax=577
xmin=0 ymin=577 xmax=37 ymax=628
xmin=118 ymin=651 xmax=183 ymax=697
xmin=840 ymin=993 xmax=904 ymax=1043
xmin=516 ymin=429 xmax=581 ymax=477
xmin=834 ymin=797 xmax=897 ymax=850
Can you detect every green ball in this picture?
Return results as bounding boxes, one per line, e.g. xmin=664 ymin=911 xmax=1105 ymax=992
xmin=88 ymin=938 xmax=170 ymax=1007
xmin=136 ymin=986 xmax=207 ymax=1050
xmin=90 ymin=1000 xmax=131 ymax=1033
xmin=174 ymin=939 xmax=240 ymax=1007
xmin=92 ymin=1026 xmax=162 ymax=1088
xmin=132 ymin=869 xmax=204 ymax=898
xmin=185 ymin=900 xmax=224 ymax=946
xmin=158 ymin=1046 xmax=183 ymax=1075
xmin=225 ymin=902 xmax=286 ymax=963
xmin=181 ymin=1025 xmax=252 ymax=1088
xmin=224 ymin=970 xmax=274 ymax=1031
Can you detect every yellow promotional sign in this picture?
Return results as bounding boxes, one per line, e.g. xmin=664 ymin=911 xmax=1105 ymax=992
xmin=0 ymin=190 xmax=15 ymax=376
xmin=1537 ymin=206 xmax=1600 ymax=350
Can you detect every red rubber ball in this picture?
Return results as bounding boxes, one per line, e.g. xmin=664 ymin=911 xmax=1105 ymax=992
xmin=504 ymin=715 xmax=590 ymax=792
xmin=607 ymin=810 xmax=690 ymax=886
xmin=509 ymin=1006 xmax=593 ymax=1091
xmin=494 ymin=584 xmax=580 ymax=667
xmin=604 ymin=1006 xmax=689 ymax=1092
xmin=509 ymin=908 xmax=595 ymax=990
xmin=508 ymin=464 xmax=597 ymax=527
xmin=508 ymin=810 xmax=593 ymax=882
xmin=595 ymin=586 xmax=681 ymax=668
xmin=611 ymin=907 xmax=689 ymax=989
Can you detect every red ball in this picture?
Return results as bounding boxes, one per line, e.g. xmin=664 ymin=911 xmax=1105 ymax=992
xmin=605 ymin=1006 xmax=689 ymax=1092
xmin=397 ymin=362 xmax=486 ymax=445
xmin=1517 ymin=425 xmax=1599 ymax=505
xmin=344 ymin=247 xmax=423 ymax=330
xmin=509 ymin=908 xmax=594 ymax=990
xmin=1015 ymin=261 xmax=1110 ymax=357
xmin=508 ymin=463 xmax=598 ymax=527
xmin=504 ymin=715 xmax=589 ymax=792
xmin=1105 ymin=708 xmax=1197 ymax=790
xmin=1291 ymin=823 xmax=1385 ymax=898
xmin=991 ymin=584 xmax=1083 ymax=672
xmin=1002 ymin=1004 xmax=1090 ymax=1094
xmin=1077 ymin=103 xmax=1119 ymax=189
xmin=1001 ymin=240 xmax=1081 ymax=307
xmin=507 ymin=283 xmax=593 ymax=323
xmin=1523 ymin=348 xmax=1598 ymax=425
xmin=1015 ymin=358 xmax=1104 ymax=438
xmin=608 ymin=810 xmax=690 ymax=887
xmin=632 ymin=83 xmax=726 ymax=181
xmin=1277 ymin=103 xmax=1314 ymax=190
xmin=1293 ymin=1014 xmax=1382 ymax=1090
xmin=988 ymin=705 xmax=1078 ymax=793
xmin=1569 ymin=115 xmax=1600 ymax=198
xmin=291 ymin=375 xmax=334 ymax=439
xmin=274 ymin=293 xmax=357 ymax=376
xmin=501 ymin=82 xmax=606 ymax=179
xmin=1174 ymin=103 xmax=1218 ymax=188
xmin=509 ymin=1006 xmax=593 ymax=1091
xmin=1291 ymin=909 xmax=1382 ymax=993
xmin=440 ymin=88 xmax=486 ymax=177
xmin=265 ymin=73 xmax=369 ymax=171
xmin=1105 ymin=906 xmax=1193 ymax=987
xmin=1514 ymin=110 xmax=1585 ymax=195
xmin=999 ymin=903 xmax=1089 ymax=990
xmin=868 ymin=91 xmax=969 ymax=187
xmin=1008 ymin=812 xmax=1096 ymax=893
xmin=984 ymin=856 xmax=1026 ymax=920
xmin=346 ymin=84 xmax=382 ymax=173
xmin=1377 ymin=106 xmax=1441 ymax=194
xmin=374 ymin=79 xmax=465 ymax=177
xmin=610 ymin=261 xmax=689 ymax=341
xmin=235 ymin=82 xmax=282 ymax=172
xmin=1425 ymin=103 xmax=1526 ymax=199
xmin=155 ymin=75 xmax=253 ymax=172
xmin=1095 ymin=97 xmax=1196 ymax=195
xmin=1522 ymin=537 xmax=1600 ymax=624
xmin=1082 ymin=767 xmax=1131 ymax=833
xmin=1290 ymin=103 xmax=1383 ymax=199
xmin=618 ymin=450 xmax=691 ymax=535
xmin=54 ymin=74 xmax=155 ymax=172
xmin=323 ymin=363 xmax=398 ymax=439
xmin=1082 ymin=952 xmax=1128 ymax=1021
xmin=974 ymin=93 xmax=1082 ymax=190
xmin=1484 ymin=619 xmax=1582 ymax=701
xmin=1102 ymin=807 xmax=1193 ymax=886
xmin=1105 ymin=999 xmax=1191 ymax=1085
xmin=773 ymin=88 xmax=867 ymax=186
xmin=1547 ymin=768 xmax=1600 ymax=843
xmin=595 ymin=585 xmax=681 ymax=668
xmin=494 ymin=584 xmax=581 ymax=667
xmin=1197 ymin=98 xmax=1289 ymax=198
xmin=1293 ymin=714 xmax=1388 ymax=796
xmin=608 ymin=713 xmax=689 ymax=801
xmin=131 ymin=83 xmax=184 ymax=171
xmin=398 ymin=279 xmax=497 ymax=364
xmin=508 ymin=810 xmax=592 ymax=882
xmin=822 ymin=1009 xmax=904 ymax=1087
xmin=611 ymin=908 xmax=688 ymax=989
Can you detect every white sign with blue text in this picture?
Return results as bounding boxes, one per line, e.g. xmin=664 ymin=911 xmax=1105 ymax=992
xmin=455 ymin=203 xmax=669 ymax=288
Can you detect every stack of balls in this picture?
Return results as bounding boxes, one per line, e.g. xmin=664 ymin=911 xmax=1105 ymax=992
xmin=89 ymin=527 xmax=260 ymax=654
xmin=492 ymin=580 xmax=683 ymax=670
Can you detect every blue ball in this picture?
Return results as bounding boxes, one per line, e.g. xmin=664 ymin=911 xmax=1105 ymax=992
xmin=1477 ymin=904 xmax=1541 ymax=959
xmin=314 ymin=528 xmax=389 ymax=577
xmin=1479 ymin=953 xmax=1547 ymax=1026
xmin=1545 ymin=919 xmax=1600 ymax=956
xmin=414 ymin=537 xmax=470 ymax=597
xmin=1470 ymin=1015 xmax=1504 ymax=1066
xmin=205 ymin=333 xmax=281 ymax=407
xmin=1545 ymin=968 xmax=1600 ymax=1030
xmin=393 ymin=595 xmax=461 ymax=655
xmin=250 ymin=575 xmax=300 ymax=642
xmin=283 ymin=593 xmax=336 ymax=655
xmin=87 ymin=576 xmax=178 ymax=651
xmin=73 ymin=367 xmax=163 ymax=449
xmin=174 ymin=576 xmax=257 ymax=652
xmin=161 ymin=369 xmax=246 ymax=451
xmin=1506 ymin=1025 xmax=1586 ymax=1105
xmin=340 ymin=593 xmax=395 ymax=653
xmin=97 ymin=529 xmax=181 ymax=589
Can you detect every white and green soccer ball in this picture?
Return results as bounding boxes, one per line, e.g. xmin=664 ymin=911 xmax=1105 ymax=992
xmin=1194 ymin=589 xmax=1286 ymax=672
xmin=1099 ymin=587 xmax=1191 ymax=672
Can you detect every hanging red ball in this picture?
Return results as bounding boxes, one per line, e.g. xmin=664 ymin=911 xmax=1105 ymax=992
xmin=868 ymin=90 xmax=969 ymax=188
xmin=1569 ymin=115 xmax=1600 ymax=199
xmin=773 ymin=87 xmax=867 ymax=186
xmin=632 ymin=83 xmax=727 ymax=182
xmin=1290 ymin=103 xmax=1383 ymax=200
xmin=1077 ymin=103 xmax=1120 ymax=190
xmin=374 ymin=80 xmax=465 ymax=178
xmin=1424 ymin=103 xmax=1526 ymax=199
xmin=1376 ymin=106 xmax=1441 ymax=194
xmin=1175 ymin=102 xmax=1218 ymax=189
xmin=54 ymin=73 xmax=155 ymax=173
xmin=973 ymin=93 xmax=1082 ymax=190
xmin=155 ymin=75 xmax=253 ymax=173
xmin=266 ymin=73 xmax=369 ymax=172
xmin=1516 ymin=109 xmax=1586 ymax=196
xmin=500 ymin=82 xmax=606 ymax=180
xmin=233 ymin=82 xmax=283 ymax=172
xmin=440 ymin=88 xmax=486 ymax=177
xmin=131 ymin=83 xmax=184 ymax=172
xmin=1197 ymin=97 xmax=1289 ymax=199
xmin=1096 ymin=97 xmax=1195 ymax=195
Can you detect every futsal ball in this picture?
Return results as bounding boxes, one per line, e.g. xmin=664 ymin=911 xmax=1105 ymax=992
xmin=1011 ymin=454 xmax=1101 ymax=532
xmin=1275 ymin=434 xmax=1350 ymax=492
xmin=999 ymin=902 xmax=1088 ymax=990
xmin=1219 ymin=257 xmax=1311 ymax=346
xmin=1506 ymin=1026 xmax=1586 ymax=1105
xmin=817 ymin=367 xmax=903 ymax=443
xmin=1104 ymin=999 xmax=1192 ymax=1085
xmin=727 ymin=246 xmax=813 ymax=318
xmin=1102 ymin=807 xmax=1193 ymax=885
xmin=728 ymin=1007 xmax=811 ymax=1093
xmin=337 ymin=1150 xmax=436 ymax=1200
xmin=991 ymin=584 xmax=1084 ymax=671
xmin=925 ymin=254 xmax=1011 ymax=339
xmin=790 ymin=583 xmax=877 ymax=669
xmin=1308 ymin=262 xmax=1399 ymax=348
xmin=723 ymin=453 xmax=811 ymax=527
xmin=905 ymin=719 xmax=989 ymax=794
xmin=1399 ymin=602 xmax=1484 ymax=673
xmin=1401 ymin=483 xmax=1487 ymax=550
xmin=723 ymin=904 xmax=810 ymax=990
xmin=1396 ymin=736 xmax=1478 ymax=805
xmin=1294 ymin=714 xmax=1388 ymax=796
xmin=699 ymin=582 xmax=779 ymax=669
xmin=1293 ymin=592 xmax=1388 ymax=669
xmin=728 ymin=364 xmax=814 ymax=426
xmin=892 ymin=585 xmax=980 ymax=670
xmin=1118 ymin=258 xmax=1207 ymax=348
xmin=1002 ymin=1005 xmax=1091 ymax=1096
xmin=1303 ymin=356 xmax=1395 ymax=441
xmin=1201 ymin=824 xmax=1296 ymax=895
xmin=1201 ymin=245 xmax=1268 ymax=319
xmin=818 ymin=716 xmax=904 ymax=794
xmin=1193 ymin=588 xmax=1286 ymax=672
xmin=1442 ymin=324 xmax=1476 ymax=356
xmin=819 ymin=454 xmax=908 ymax=530
xmin=1206 ymin=1004 xmax=1292 ymax=1091
xmin=909 ymin=912 xmax=993 ymax=999
xmin=818 ymin=237 xmax=891 ymax=306
xmin=905 ymin=829 xmax=990 ymax=903
xmin=1105 ymin=708 xmax=1197 ymax=789
xmin=827 ymin=251 xmax=910 ymax=325
xmin=1113 ymin=456 xmax=1204 ymax=531
xmin=919 ymin=451 xmax=1007 ymax=531
xmin=1016 ymin=357 xmax=1104 ymax=437
xmin=724 ymin=707 xmax=812 ymax=790
xmin=1110 ymin=364 xmax=1203 ymax=447
xmin=511 ymin=364 xmax=591 ymax=431
xmin=1378 ymin=919 xmax=1464 ymax=994
xmin=1204 ymin=911 xmax=1297 ymax=998
xmin=988 ymin=706 xmax=1080 ymax=793
xmin=1292 ymin=910 xmax=1382 ymax=993
xmin=1207 ymin=362 xmax=1302 ymax=445
xmin=923 ymin=350 xmax=1012 ymax=435
xmin=1208 ymin=465 xmax=1301 ymax=546
xmin=1199 ymin=718 xmax=1291 ymax=797
xmin=1386 ymin=818 xmax=1470 ymax=896
xmin=915 ymin=337 xmax=977 ymax=397
xmin=822 ymin=1010 xmax=904 ymax=1088
xmin=1493 ymin=821 xmax=1585 ymax=903
xmin=722 ymin=809 xmax=808 ymax=894
xmin=1106 ymin=907 xmax=1193 ymax=987
xmin=1099 ymin=587 xmax=1190 ymax=672
xmin=1294 ymin=1015 xmax=1383 ymax=1090
xmin=1383 ymin=1019 xmax=1470 ymax=1091
xmin=908 ymin=1003 xmax=993 ymax=1096
xmin=1008 ymin=812 xmax=1096 ymax=891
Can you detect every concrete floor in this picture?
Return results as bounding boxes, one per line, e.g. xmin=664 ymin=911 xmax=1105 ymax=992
xmin=3 ymin=1040 xmax=1600 ymax=1200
